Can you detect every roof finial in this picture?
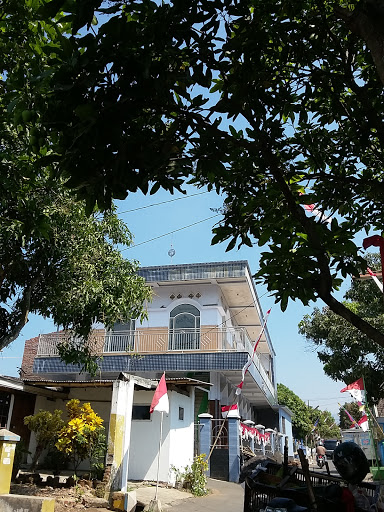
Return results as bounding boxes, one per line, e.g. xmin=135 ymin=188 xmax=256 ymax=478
xmin=168 ymin=243 xmax=175 ymax=262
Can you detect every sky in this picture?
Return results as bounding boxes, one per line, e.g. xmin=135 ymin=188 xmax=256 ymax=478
xmin=0 ymin=184 xmax=356 ymax=418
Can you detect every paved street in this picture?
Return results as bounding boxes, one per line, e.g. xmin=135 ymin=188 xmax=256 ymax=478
xmin=163 ymin=478 xmax=244 ymax=512
xmin=309 ymin=458 xmax=339 ymax=476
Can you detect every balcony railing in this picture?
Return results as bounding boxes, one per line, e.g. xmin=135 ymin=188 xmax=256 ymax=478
xmin=36 ymin=327 xmax=275 ymax=396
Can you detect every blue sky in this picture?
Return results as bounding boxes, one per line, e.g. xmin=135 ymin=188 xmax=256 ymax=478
xmin=0 ymin=185 xmax=355 ymax=418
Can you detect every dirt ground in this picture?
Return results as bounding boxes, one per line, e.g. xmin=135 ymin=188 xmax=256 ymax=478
xmin=11 ymin=481 xmax=111 ymax=512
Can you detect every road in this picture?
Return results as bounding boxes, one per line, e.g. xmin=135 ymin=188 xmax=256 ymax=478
xmin=309 ymin=458 xmax=339 ymax=477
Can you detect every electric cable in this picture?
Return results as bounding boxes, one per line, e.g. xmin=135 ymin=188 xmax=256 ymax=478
xmin=118 ymin=190 xmax=209 ymax=214
xmin=122 ymin=214 xmax=221 ymax=250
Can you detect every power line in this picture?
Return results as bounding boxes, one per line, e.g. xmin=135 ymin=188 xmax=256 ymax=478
xmin=123 ymin=214 xmax=221 ymax=250
xmin=118 ymin=191 xmax=209 ymax=214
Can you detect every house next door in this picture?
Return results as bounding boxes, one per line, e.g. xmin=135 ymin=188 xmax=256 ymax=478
xmin=169 ymin=304 xmax=200 ymax=350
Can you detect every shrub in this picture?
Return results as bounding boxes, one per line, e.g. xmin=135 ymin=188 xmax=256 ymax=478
xmin=24 ymin=410 xmax=64 ymax=470
xmin=55 ymin=399 xmax=104 ymax=475
xmin=172 ymin=454 xmax=209 ymax=496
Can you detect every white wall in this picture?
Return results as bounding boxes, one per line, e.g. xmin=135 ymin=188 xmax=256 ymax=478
xmin=280 ymin=409 xmax=294 ymax=457
xmin=129 ymin=388 xmax=194 ymax=483
xmin=168 ymin=388 xmax=194 ymax=483
xmin=137 ymin=285 xmax=223 ymax=328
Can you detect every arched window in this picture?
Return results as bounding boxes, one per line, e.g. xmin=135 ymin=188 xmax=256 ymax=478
xmin=169 ymin=304 xmax=200 ymax=350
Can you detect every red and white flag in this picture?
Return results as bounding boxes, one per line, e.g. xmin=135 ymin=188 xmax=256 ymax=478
xmin=221 ymin=404 xmax=239 ymax=418
xmin=236 ymin=309 xmax=271 ymax=395
xmin=340 ymin=378 xmax=365 ymax=403
xmin=358 ymin=414 xmax=369 ymax=432
xmin=367 ymin=267 xmax=383 ymax=293
xmin=303 ymin=203 xmax=332 ymax=224
xmin=150 ymin=373 xmax=169 ymax=414
xmin=357 ymin=414 xmax=369 ymax=432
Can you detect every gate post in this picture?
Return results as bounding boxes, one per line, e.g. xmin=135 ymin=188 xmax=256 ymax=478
xmin=228 ymin=414 xmax=241 ymax=483
xmin=266 ymin=428 xmax=275 ymax=455
xmin=198 ymin=413 xmax=212 ymax=476
xmin=0 ymin=429 xmax=20 ymax=495
xmin=255 ymin=424 xmax=266 ymax=456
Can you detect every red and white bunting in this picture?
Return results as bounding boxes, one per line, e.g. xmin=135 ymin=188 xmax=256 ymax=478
xmin=240 ymin=422 xmax=271 ymax=445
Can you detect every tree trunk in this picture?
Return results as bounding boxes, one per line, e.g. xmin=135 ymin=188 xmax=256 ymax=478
xmin=0 ymin=276 xmax=39 ymax=351
xmin=30 ymin=443 xmax=44 ymax=471
xmin=336 ymin=1 xmax=384 ymax=86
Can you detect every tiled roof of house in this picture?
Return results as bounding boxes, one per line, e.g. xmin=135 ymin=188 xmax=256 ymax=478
xmin=377 ymin=399 xmax=384 ymax=417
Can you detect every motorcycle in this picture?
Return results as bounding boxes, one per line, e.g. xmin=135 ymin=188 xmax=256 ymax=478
xmin=316 ymin=454 xmax=325 ymax=469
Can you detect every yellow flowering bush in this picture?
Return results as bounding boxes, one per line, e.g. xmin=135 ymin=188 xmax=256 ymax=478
xmin=56 ymin=399 xmax=105 ymax=473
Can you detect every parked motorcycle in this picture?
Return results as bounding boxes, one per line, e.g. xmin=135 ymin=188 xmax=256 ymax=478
xmin=316 ymin=454 xmax=325 ymax=469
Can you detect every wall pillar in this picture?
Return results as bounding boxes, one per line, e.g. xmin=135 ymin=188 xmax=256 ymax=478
xmin=228 ymin=415 xmax=240 ymax=483
xmin=198 ymin=413 xmax=212 ymax=476
xmin=0 ymin=429 xmax=20 ymax=495
xmin=107 ymin=379 xmax=134 ymax=492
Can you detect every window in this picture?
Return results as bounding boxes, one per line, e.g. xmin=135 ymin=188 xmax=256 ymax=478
xmin=169 ymin=304 xmax=200 ymax=350
xmin=105 ymin=319 xmax=136 ymax=352
xmin=0 ymin=392 xmax=11 ymax=428
xmin=179 ymin=407 xmax=184 ymax=421
xmin=132 ymin=405 xmax=151 ymax=420
xmin=281 ymin=416 xmax=286 ymax=434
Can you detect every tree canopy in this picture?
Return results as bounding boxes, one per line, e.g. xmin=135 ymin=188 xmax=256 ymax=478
xmin=1 ymin=2 xmax=151 ymax=368
xmin=3 ymin=0 xmax=384 ymax=348
xmin=277 ymin=383 xmax=340 ymax=440
xmin=0 ymin=169 xmax=151 ymax=371
xmin=299 ymin=254 xmax=384 ymax=403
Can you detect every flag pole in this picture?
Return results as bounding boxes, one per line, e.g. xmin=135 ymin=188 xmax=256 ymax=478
xmin=155 ymin=411 xmax=164 ymax=501
xmin=362 ymin=376 xmax=381 ymax=470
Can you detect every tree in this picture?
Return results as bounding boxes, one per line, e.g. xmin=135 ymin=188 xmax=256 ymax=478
xmin=277 ymin=384 xmax=340 ymax=440
xmin=339 ymin=402 xmax=363 ymax=430
xmin=4 ymin=0 xmax=384 ymax=347
xmin=0 ymin=169 xmax=151 ymax=372
xmin=1 ymin=3 xmax=151 ymax=369
xmin=24 ymin=409 xmax=65 ymax=470
xmin=299 ymin=255 xmax=384 ymax=403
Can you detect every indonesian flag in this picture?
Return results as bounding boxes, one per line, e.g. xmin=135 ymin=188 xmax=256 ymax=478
xmin=236 ymin=309 xmax=271 ymax=395
xmin=363 ymin=236 xmax=384 ymax=289
xmin=150 ymin=373 xmax=169 ymax=414
xmin=367 ymin=267 xmax=383 ymax=293
xmin=340 ymin=378 xmax=365 ymax=403
xmin=303 ymin=202 xmax=332 ymax=224
xmin=221 ymin=404 xmax=239 ymax=418
xmin=358 ymin=414 xmax=369 ymax=432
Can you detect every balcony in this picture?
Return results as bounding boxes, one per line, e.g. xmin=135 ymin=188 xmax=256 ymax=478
xmin=36 ymin=327 xmax=274 ymax=396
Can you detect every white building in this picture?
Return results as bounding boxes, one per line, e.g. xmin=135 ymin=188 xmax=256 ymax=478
xmin=21 ymin=260 xmax=294 ymax=483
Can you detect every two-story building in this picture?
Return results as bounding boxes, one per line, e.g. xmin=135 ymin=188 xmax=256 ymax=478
xmin=20 ymin=260 xmax=293 ymax=482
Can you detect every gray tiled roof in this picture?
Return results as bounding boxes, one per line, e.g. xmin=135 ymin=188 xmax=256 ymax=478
xmin=138 ymin=260 xmax=250 ymax=282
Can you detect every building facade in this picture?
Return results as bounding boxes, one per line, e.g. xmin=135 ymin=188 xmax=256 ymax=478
xmin=21 ymin=260 xmax=294 ymax=480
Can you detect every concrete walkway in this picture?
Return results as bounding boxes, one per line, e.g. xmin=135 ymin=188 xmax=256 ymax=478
xmin=135 ymin=478 xmax=244 ymax=512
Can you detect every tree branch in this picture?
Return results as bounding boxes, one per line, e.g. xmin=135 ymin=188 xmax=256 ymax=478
xmin=335 ymin=2 xmax=384 ymax=87
xmin=0 ymin=275 xmax=39 ymax=351
xmin=319 ymin=289 xmax=384 ymax=348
